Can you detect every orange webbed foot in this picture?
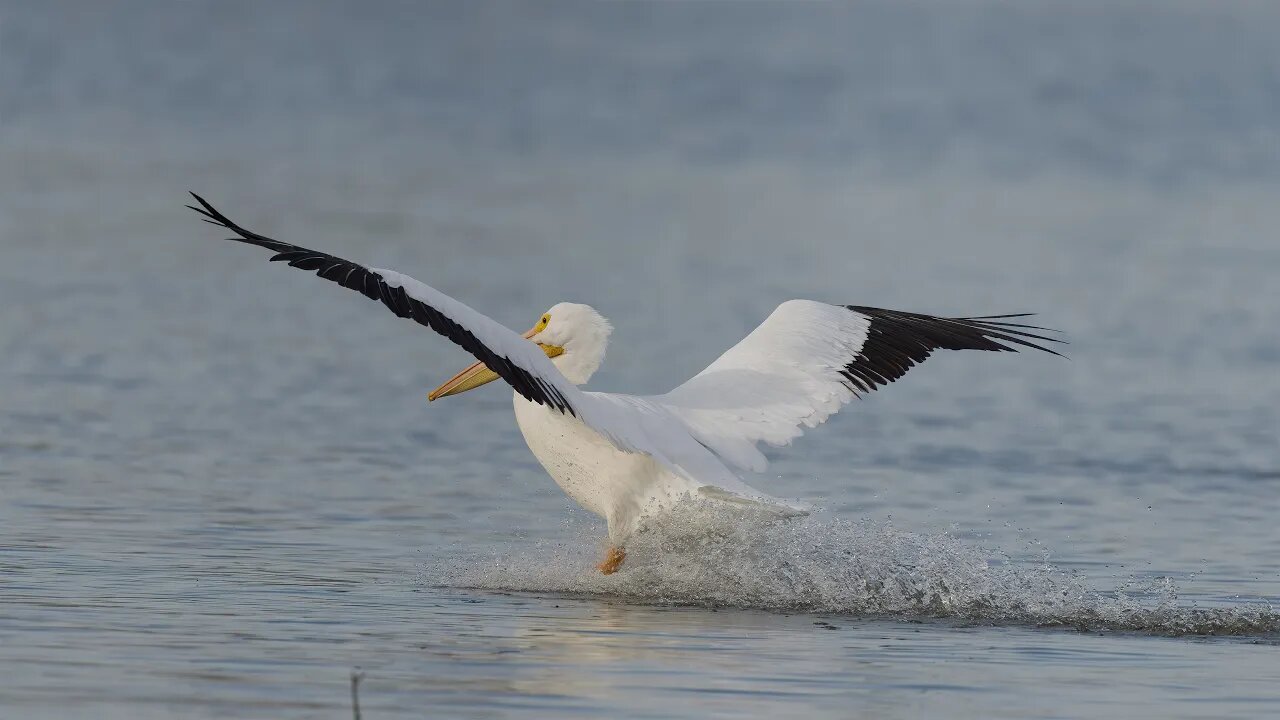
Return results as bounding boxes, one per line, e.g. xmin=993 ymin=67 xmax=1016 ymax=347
xmin=597 ymin=546 xmax=625 ymax=575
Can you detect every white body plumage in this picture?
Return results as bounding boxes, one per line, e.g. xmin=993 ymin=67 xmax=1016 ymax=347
xmin=514 ymin=393 xmax=696 ymax=542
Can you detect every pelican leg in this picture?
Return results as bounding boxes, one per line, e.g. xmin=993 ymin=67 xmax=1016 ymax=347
xmin=597 ymin=546 xmax=626 ymax=575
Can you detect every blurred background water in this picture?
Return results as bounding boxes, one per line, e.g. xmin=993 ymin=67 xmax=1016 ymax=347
xmin=1 ymin=1 xmax=1279 ymax=718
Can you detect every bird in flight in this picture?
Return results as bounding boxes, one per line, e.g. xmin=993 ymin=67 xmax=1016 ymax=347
xmin=188 ymin=193 xmax=1062 ymax=574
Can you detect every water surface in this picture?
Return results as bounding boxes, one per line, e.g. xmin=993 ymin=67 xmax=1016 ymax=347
xmin=2 ymin=2 xmax=1279 ymax=718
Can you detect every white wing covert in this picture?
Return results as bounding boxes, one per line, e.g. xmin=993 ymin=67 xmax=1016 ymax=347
xmin=652 ymin=300 xmax=1062 ymax=473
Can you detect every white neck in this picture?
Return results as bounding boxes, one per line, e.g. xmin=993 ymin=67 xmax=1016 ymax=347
xmin=551 ymin=344 xmax=606 ymax=385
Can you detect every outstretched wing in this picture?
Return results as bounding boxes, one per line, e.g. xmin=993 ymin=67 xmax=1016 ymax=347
xmin=188 ymin=192 xmax=576 ymax=414
xmin=186 ymin=194 xmax=764 ymax=496
xmin=651 ymin=299 xmax=1063 ymax=472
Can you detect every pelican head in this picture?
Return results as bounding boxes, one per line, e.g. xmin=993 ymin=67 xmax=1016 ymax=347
xmin=428 ymin=302 xmax=612 ymax=400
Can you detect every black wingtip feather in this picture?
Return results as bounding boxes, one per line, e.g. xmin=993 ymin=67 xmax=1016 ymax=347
xmin=841 ymin=305 xmax=1066 ymax=392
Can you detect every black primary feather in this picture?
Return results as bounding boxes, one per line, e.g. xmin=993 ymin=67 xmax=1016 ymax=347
xmin=839 ymin=305 xmax=1064 ymax=394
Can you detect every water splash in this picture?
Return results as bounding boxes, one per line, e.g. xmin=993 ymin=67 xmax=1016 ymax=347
xmin=446 ymin=499 xmax=1280 ymax=638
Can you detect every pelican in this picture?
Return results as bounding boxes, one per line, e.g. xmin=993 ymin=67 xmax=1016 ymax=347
xmin=187 ymin=193 xmax=1062 ymax=574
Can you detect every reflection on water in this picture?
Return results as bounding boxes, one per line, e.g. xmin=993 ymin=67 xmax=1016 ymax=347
xmin=2 ymin=1 xmax=1280 ymax=718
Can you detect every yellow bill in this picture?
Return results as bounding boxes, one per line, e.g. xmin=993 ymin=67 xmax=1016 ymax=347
xmin=428 ymin=322 xmax=563 ymax=401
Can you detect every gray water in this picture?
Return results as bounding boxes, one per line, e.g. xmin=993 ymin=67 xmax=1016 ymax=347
xmin=2 ymin=2 xmax=1280 ymax=718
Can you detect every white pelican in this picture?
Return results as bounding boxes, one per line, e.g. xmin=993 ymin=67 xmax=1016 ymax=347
xmin=188 ymin=194 xmax=1062 ymax=574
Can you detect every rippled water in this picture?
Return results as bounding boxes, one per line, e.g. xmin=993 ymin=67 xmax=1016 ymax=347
xmin=2 ymin=1 xmax=1280 ymax=718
